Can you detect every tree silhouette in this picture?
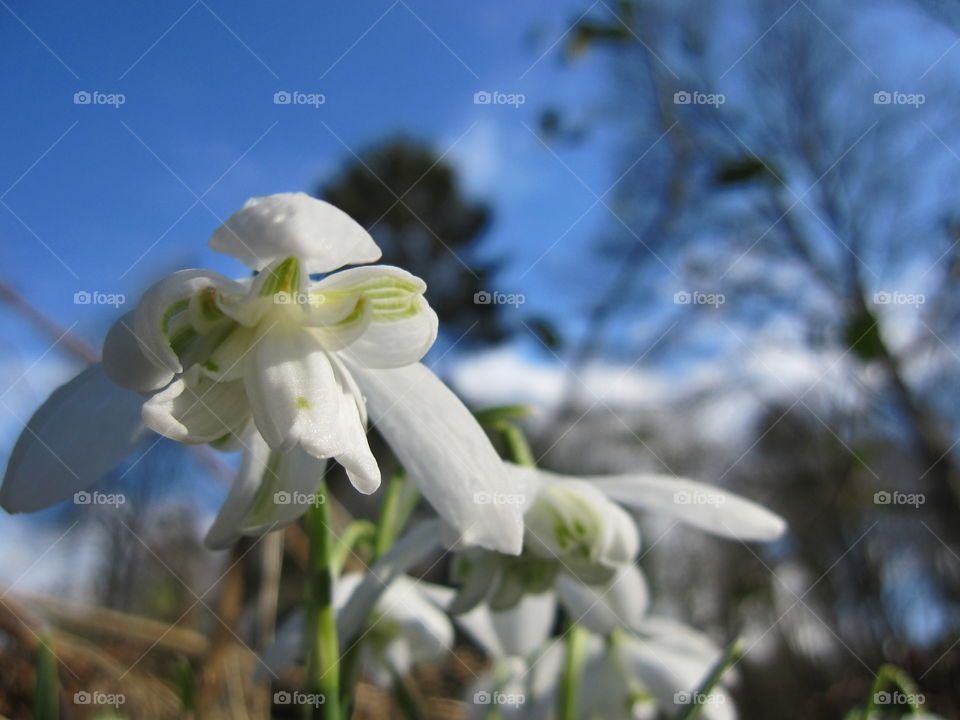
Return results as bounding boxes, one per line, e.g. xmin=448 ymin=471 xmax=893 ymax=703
xmin=318 ymin=139 xmax=507 ymax=346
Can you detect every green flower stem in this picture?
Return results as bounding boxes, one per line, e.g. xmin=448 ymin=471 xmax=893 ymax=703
xmin=34 ymin=633 xmax=59 ymax=720
xmin=305 ymin=485 xmax=342 ymax=720
xmin=498 ymin=422 xmax=536 ymax=467
xmin=389 ymin=662 xmax=428 ymax=720
xmin=676 ymin=638 xmax=743 ymax=720
xmin=342 ymin=469 xmax=420 ymax=714
xmin=558 ymin=621 xmax=587 ymax=720
xmin=863 ymin=664 xmax=924 ymax=716
xmin=374 ymin=469 xmax=407 ymax=560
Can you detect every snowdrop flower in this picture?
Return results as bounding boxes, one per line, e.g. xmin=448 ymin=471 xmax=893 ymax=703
xmin=262 ymin=571 xmax=455 ymax=688
xmin=450 ymin=463 xmax=785 ymax=615
xmin=1 ymin=194 xmax=523 ymax=554
xmin=460 ymin=600 xmax=737 ymax=720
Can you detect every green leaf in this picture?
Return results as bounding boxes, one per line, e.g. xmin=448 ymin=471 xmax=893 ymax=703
xmin=677 ymin=638 xmax=743 ymax=720
xmin=473 ymin=404 xmax=537 ymax=428
xmin=34 ymin=633 xmax=59 ymax=720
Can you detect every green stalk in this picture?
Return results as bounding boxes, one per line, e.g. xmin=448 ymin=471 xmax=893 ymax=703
xmin=676 ymin=638 xmax=743 ymax=720
xmin=389 ymin=663 xmax=428 ymax=720
xmin=304 ymin=485 xmax=341 ymax=720
xmin=34 ymin=633 xmax=59 ymax=720
xmin=498 ymin=422 xmax=536 ymax=467
xmin=862 ymin=664 xmax=924 ymax=717
xmin=558 ymin=622 xmax=586 ymax=720
xmin=374 ymin=469 xmax=408 ymax=559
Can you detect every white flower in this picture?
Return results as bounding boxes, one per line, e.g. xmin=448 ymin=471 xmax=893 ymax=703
xmin=1 ymin=194 xmax=524 ymax=554
xmin=261 ymin=571 xmax=455 ymax=688
xmin=460 ymin=602 xmax=737 ymax=720
xmin=449 ymin=463 xmax=785 ymax=616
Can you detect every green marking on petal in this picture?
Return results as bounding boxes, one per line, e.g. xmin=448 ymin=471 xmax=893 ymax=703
xmin=161 ymin=298 xmax=190 ymax=335
xmin=295 ymin=395 xmax=311 ymax=410
xmin=258 ymin=256 xmax=301 ymax=298
xmin=243 ymin=451 xmax=286 ymax=527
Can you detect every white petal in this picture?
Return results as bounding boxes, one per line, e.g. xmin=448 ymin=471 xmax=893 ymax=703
xmin=378 ymin=576 xmax=455 ymax=664
xmin=330 ymin=361 xmax=380 ymax=493
xmin=347 ymin=362 xmax=525 ymax=555
xmin=243 ymin=323 xmax=344 ymax=457
xmin=589 ymin=474 xmax=786 ymax=541
xmin=199 ymin=325 xmax=256 ymax=382
xmin=204 ymin=430 xmax=271 ymax=549
xmin=142 ymin=367 xmax=250 ymax=444
xmin=338 ymin=520 xmax=443 ymax=642
xmin=448 ymin=549 xmax=501 ymax=614
xmin=456 ymin=591 xmax=558 ymax=659
xmin=210 ymin=193 xmax=382 ymax=274
xmin=520 ymin=474 xmax=640 ymax=573
xmin=314 ymin=266 xmax=437 ymax=368
xmin=1 ymin=365 xmax=150 ymax=512
xmin=618 ymin=629 xmax=733 ymax=719
xmin=102 ymin=311 xmax=174 ymax=392
xmin=555 ymin=564 xmax=649 ymax=635
xmin=134 ymin=269 xmax=246 ymax=373
xmin=239 ymin=444 xmax=330 ymax=534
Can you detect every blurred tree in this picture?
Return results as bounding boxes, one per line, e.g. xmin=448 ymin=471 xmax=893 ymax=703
xmin=538 ymin=0 xmax=960 ymax=717
xmin=318 ymin=139 xmax=507 ymax=345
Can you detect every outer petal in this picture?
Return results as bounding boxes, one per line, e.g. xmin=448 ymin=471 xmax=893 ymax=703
xmin=239 ymin=444 xmax=330 ymax=534
xmin=555 ymin=564 xmax=649 ymax=635
xmin=456 ymin=590 xmax=557 ymax=659
xmin=243 ymin=323 xmax=344 ymax=457
xmin=102 ymin=311 xmax=174 ymax=392
xmin=331 ymin=398 xmax=380 ymax=493
xmin=134 ymin=269 xmax=246 ymax=374
xmin=618 ymin=630 xmax=734 ymax=720
xmin=204 ymin=430 xmax=271 ymax=549
xmin=378 ymin=576 xmax=455 ymax=665
xmin=142 ymin=367 xmax=250 ymax=444
xmin=314 ymin=266 xmax=438 ymax=368
xmin=448 ymin=549 xmax=501 ymax=614
xmin=1 ymin=365 xmax=151 ymax=512
xmin=209 ymin=193 xmax=382 ymax=274
xmin=338 ymin=520 xmax=443 ymax=642
xmin=346 ymin=362 xmax=525 ymax=555
xmin=588 ymin=474 xmax=786 ymax=541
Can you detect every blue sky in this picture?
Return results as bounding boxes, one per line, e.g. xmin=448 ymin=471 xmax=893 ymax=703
xmin=0 ymin=0 xmax=621 ymax=354
xmin=0 ymin=0 xmax=624 ymax=555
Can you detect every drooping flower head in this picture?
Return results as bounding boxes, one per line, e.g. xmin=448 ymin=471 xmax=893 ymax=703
xmin=3 ymin=193 xmax=525 ymax=554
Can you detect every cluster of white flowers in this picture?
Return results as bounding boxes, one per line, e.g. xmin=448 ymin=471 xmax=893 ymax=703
xmin=1 ymin=193 xmax=792 ymax=719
